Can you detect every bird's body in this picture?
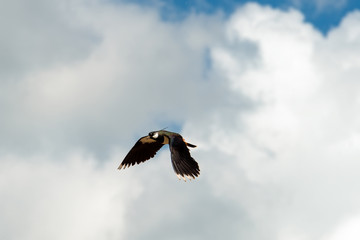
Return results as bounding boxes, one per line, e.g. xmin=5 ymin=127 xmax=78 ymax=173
xmin=118 ymin=130 xmax=200 ymax=181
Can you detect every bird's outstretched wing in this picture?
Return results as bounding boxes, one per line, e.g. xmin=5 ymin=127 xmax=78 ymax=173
xmin=169 ymin=135 xmax=200 ymax=181
xmin=118 ymin=136 xmax=164 ymax=169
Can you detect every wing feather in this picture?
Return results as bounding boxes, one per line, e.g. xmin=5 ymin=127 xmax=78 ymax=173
xmin=169 ymin=135 xmax=200 ymax=181
xmin=118 ymin=136 xmax=164 ymax=169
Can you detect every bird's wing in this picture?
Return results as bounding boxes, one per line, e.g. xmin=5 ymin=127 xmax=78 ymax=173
xmin=169 ymin=135 xmax=200 ymax=181
xmin=118 ymin=136 xmax=164 ymax=169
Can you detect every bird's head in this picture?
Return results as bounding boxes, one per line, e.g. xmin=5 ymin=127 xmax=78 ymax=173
xmin=149 ymin=131 xmax=159 ymax=139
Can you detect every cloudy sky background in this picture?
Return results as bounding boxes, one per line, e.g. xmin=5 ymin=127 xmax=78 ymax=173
xmin=1 ymin=0 xmax=360 ymax=239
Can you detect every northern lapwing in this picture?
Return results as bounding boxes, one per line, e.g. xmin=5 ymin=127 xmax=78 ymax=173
xmin=118 ymin=130 xmax=200 ymax=181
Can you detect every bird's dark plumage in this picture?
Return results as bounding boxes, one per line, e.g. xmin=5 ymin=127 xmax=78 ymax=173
xmin=169 ymin=135 xmax=200 ymax=179
xmin=118 ymin=130 xmax=200 ymax=181
xmin=118 ymin=136 xmax=163 ymax=169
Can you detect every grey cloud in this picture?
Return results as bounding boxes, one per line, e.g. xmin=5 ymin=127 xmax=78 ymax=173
xmin=0 ymin=1 xmax=233 ymax=157
xmin=0 ymin=0 xmax=98 ymax=79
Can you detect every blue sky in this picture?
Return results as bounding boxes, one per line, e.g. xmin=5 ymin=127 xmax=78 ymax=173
xmin=1 ymin=0 xmax=360 ymax=239
xmin=126 ymin=0 xmax=360 ymax=33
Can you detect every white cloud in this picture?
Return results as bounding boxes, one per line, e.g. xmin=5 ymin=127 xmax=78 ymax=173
xmin=1 ymin=1 xmax=360 ymax=240
xmin=0 ymin=152 xmax=142 ymax=240
xmin=325 ymin=215 xmax=360 ymax=240
xmin=0 ymin=0 xmax=225 ymax=155
xmin=186 ymin=3 xmax=360 ymax=239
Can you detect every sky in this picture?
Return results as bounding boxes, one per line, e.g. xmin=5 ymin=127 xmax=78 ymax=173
xmin=1 ymin=0 xmax=360 ymax=239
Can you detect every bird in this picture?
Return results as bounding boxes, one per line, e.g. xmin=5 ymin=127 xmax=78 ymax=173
xmin=118 ymin=130 xmax=200 ymax=181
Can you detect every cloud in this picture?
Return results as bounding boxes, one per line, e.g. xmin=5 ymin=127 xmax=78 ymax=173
xmin=0 ymin=0 xmax=97 ymax=79
xmin=0 ymin=152 xmax=142 ymax=240
xmin=1 ymin=1 xmax=360 ymax=240
xmin=0 ymin=0 xmax=226 ymax=156
xmin=325 ymin=215 xmax=360 ymax=240
xmin=186 ymin=2 xmax=360 ymax=239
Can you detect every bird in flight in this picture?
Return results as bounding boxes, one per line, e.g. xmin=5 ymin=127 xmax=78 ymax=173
xmin=118 ymin=130 xmax=200 ymax=181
